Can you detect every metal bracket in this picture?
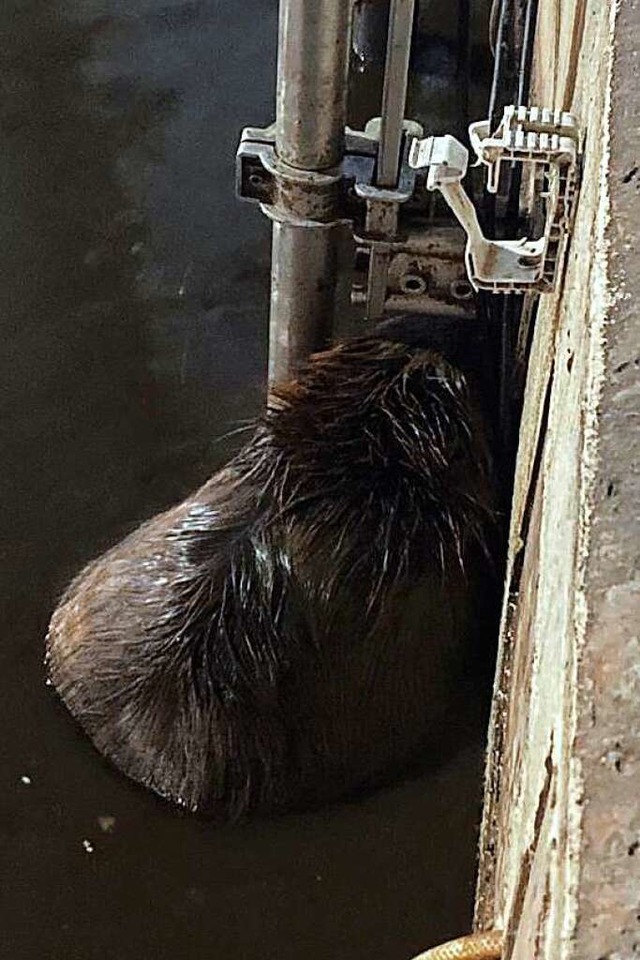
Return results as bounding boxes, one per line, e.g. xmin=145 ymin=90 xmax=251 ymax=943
xmin=238 ymin=104 xmax=581 ymax=322
xmin=237 ymin=120 xmax=420 ymax=223
xmin=409 ymin=105 xmax=581 ymax=294
xmin=238 ymin=119 xmax=473 ymax=321
xmin=237 ymin=124 xmax=346 ymax=224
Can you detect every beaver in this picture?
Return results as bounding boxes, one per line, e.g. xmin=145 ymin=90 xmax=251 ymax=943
xmin=46 ymin=313 xmax=498 ymax=819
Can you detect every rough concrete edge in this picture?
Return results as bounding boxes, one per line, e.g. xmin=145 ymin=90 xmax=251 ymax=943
xmin=473 ymin=0 xmax=621 ymax=940
xmin=561 ymin=1 xmax=619 ymax=955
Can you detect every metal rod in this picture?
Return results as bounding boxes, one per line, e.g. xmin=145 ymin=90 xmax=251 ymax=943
xmin=275 ymin=0 xmax=352 ymax=171
xmin=268 ymin=219 xmax=352 ymax=384
xmin=376 ymin=0 xmax=415 ymax=188
xmin=482 ymin=0 xmax=517 ymax=239
xmin=487 ymin=0 xmax=515 ymax=134
xmin=504 ymin=0 xmax=539 ymax=233
xmin=517 ymin=0 xmax=539 ymax=107
xmin=269 ymin=0 xmax=353 ymax=382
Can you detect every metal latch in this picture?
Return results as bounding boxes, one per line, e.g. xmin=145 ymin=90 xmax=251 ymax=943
xmin=409 ymin=105 xmax=581 ymax=294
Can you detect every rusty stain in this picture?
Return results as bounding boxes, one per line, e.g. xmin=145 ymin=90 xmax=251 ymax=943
xmin=504 ymin=738 xmax=555 ymax=957
xmin=534 ymin=869 xmax=553 ymax=958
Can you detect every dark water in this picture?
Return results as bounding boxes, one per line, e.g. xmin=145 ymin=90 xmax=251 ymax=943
xmin=0 ymin=2 xmax=488 ymax=957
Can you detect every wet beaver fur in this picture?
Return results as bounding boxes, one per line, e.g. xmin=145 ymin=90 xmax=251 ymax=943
xmin=46 ymin=314 xmax=497 ymax=819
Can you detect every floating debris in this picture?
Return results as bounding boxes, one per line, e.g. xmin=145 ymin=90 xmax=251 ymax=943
xmin=20 ymin=775 xmax=32 ymax=786
xmin=82 ymin=839 xmax=95 ymax=854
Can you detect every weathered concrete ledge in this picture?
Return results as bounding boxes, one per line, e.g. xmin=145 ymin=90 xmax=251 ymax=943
xmin=474 ymin=1 xmax=640 ymax=956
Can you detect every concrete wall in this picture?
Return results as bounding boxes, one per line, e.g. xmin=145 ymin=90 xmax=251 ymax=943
xmin=474 ymin=1 xmax=640 ymax=956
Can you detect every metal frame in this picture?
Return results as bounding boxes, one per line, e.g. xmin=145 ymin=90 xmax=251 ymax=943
xmin=237 ymin=0 xmax=568 ymax=385
xmin=238 ymin=0 xmax=423 ymax=383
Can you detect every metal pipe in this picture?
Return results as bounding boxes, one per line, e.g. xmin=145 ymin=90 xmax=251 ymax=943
xmin=275 ymin=0 xmax=352 ymax=171
xmin=269 ymin=0 xmax=353 ymax=382
xmin=376 ymin=0 xmax=415 ymax=188
xmin=268 ymin=218 xmax=353 ymax=384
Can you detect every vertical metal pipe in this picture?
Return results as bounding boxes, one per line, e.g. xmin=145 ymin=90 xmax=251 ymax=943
xmin=269 ymin=218 xmax=352 ymax=385
xmin=269 ymin=0 xmax=353 ymax=383
xmin=275 ymin=0 xmax=352 ymax=171
xmin=376 ymin=0 xmax=415 ymax=188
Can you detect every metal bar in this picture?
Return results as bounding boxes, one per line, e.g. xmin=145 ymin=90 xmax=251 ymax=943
xmin=269 ymin=0 xmax=353 ymax=382
xmin=517 ymin=0 xmax=540 ymax=107
xmin=504 ymin=0 xmax=539 ymax=233
xmin=268 ymin=219 xmax=353 ymax=385
xmin=275 ymin=0 xmax=352 ymax=171
xmin=376 ymin=0 xmax=415 ymax=188
xmin=364 ymin=243 xmax=392 ymax=320
xmin=488 ymin=0 xmax=516 ymax=136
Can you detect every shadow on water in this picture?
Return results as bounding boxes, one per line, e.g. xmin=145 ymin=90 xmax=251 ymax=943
xmin=0 ymin=2 xmax=490 ymax=958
